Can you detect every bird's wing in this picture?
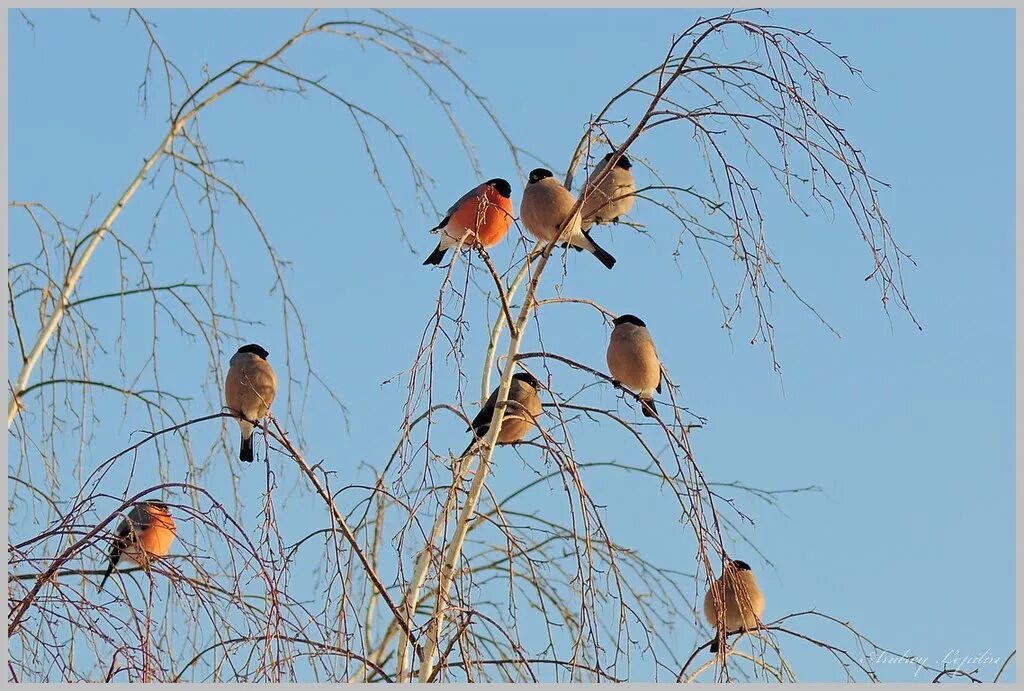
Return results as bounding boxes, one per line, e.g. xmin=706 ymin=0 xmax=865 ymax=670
xmin=650 ymin=338 xmax=664 ymax=394
xmin=106 ymin=515 xmax=133 ymax=566
xmin=250 ymin=363 xmax=278 ymax=407
xmin=128 ymin=505 xmax=155 ymax=531
xmin=436 ymin=184 xmax=482 ymax=230
xmin=469 ymin=387 xmax=500 ymax=434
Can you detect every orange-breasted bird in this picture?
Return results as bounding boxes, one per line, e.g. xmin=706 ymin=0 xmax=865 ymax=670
xmin=423 ymin=178 xmax=515 ymax=266
xmin=99 ymin=500 xmax=177 ymax=590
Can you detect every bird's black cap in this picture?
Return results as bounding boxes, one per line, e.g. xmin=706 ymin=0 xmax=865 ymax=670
xmin=513 ymin=371 xmax=541 ymax=388
xmin=613 ymin=314 xmax=647 ymax=328
xmin=528 ymin=168 xmax=554 ymax=184
xmin=485 ymin=178 xmax=512 ymax=198
xmin=237 ymin=344 xmax=270 ymax=360
xmin=603 ymin=152 xmax=632 ymax=170
xmin=731 ymin=559 xmax=752 ymax=571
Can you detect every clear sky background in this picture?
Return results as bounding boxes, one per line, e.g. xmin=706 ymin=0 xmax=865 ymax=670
xmin=8 ymin=8 xmax=1015 ymax=682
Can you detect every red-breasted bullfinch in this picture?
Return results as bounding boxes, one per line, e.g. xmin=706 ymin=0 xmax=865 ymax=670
xmin=99 ymin=500 xmax=177 ymax=590
xmin=423 ymin=178 xmax=515 ymax=266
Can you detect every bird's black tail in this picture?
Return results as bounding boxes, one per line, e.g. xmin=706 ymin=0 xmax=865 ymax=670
xmin=240 ymin=433 xmax=254 ymax=463
xmin=423 ymin=243 xmax=448 ymax=266
xmin=98 ymin=563 xmax=115 ymax=591
xmin=583 ymin=231 xmax=616 ymax=269
xmin=458 ymin=436 xmax=480 ymax=461
xmin=641 ymin=397 xmax=657 ymax=418
xmin=709 ymin=636 xmax=720 ymax=653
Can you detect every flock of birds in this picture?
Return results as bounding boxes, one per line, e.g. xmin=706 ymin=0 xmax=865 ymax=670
xmin=98 ymin=152 xmax=765 ymax=656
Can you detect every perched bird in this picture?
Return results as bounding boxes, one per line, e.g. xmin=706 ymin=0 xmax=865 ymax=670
xmin=99 ymin=500 xmax=177 ymax=590
xmin=520 ymin=168 xmax=616 ymax=270
xmin=581 ymin=152 xmax=636 ymax=231
xmin=468 ymin=372 xmax=544 ymax=446
xmin=224 ymin=343 xmax=278 ymax=463
xmin=703 ymin=559 xmax=766 ymax=653
xmin=606 ymin=314 xmax=662 ymax=418
xmin=423 ymin=178 xmax=515 ymax=266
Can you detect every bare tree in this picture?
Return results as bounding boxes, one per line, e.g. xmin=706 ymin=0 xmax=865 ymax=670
xmin=9 ymin=8 xmax=1008 ymax=684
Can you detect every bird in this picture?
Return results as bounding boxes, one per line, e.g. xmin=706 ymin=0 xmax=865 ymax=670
xmin=468 ymin=372 xmax=544 ymax=447
xmin=606 ymin=314 xmax=662 ymax=418
xmin=581 ymin=152 xmax=636 ymax=231
xmin=224 ymin=343 xmax=278 ymax=462
xmin=423 ymin=178 xmax=515 ymax=266
xmin=99 ymin=500 xmax=177 ymax=590
xmin=703 ymin=558 xmax=766 ymax=653
xmin=520 ymin=168 xmax=616 ymax=269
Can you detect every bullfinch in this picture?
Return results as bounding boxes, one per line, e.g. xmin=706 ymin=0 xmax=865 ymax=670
xmin=224 ymin=343 xmax=278 ymax=463
xmin=469 ymin=372 xmax=543 ymax=445
xmin=99 ymin=500 xmax=177 ymax=590
xmin=423 ymin=178 xmax=514 ymax=266
xmin=520 ymin=168 xmax=616 ymax=269
xmin=703 ymin=558 xmax=766 ymax=653
xmin=606 ymin=314 xmax=662 ymax=418
xmin=581 ymin=152 xmax=636 ymax=230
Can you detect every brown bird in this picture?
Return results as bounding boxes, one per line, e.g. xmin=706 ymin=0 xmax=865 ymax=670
xmin=99 ymin=500 xmax=177 ymax=590
xmin=581 ymin=152 xmax=636 ymax=231
xmin=468 ymin=372 xmax=544 ymax=446
xmin=520 ymin=168 xmax=616 ymax=269
xmin=224 ymin=343 xmax=278 ymax=462
xmin=606 ymin=314 xmax=662 ymax=418
xmin=703 ymin=559 xmax=766 ymax=653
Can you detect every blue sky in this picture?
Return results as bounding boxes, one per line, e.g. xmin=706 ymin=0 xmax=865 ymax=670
xmin=8 ymin=8 xmax=1015 ymax=682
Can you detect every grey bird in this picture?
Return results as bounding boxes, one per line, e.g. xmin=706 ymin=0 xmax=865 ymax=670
xmin=703 ymin=559 xmax=766 ymax=653
xmin=520 ymin=168 xmax=616 ymax=269
xmin=606 ymin=314 xmax=662 ymax=418
xmin=581 ymin=152 xmax=636 ymax=231
xmin=224 ymin=343 xmax=278 ymax=462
